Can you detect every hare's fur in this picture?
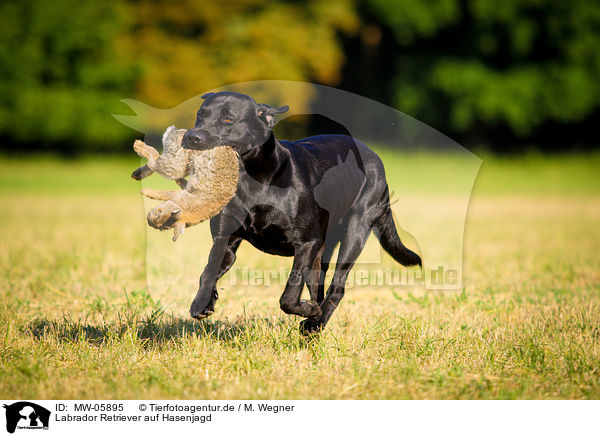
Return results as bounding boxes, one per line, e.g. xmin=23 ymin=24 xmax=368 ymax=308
xmin=132 ymin=126 xmax=239 ymax=240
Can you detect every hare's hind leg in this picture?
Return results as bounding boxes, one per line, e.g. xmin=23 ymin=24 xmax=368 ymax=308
xmin=146 ymin=200 xmax=181 ymax=230
xmin=140 ymin=188 xmax=178 ymax=201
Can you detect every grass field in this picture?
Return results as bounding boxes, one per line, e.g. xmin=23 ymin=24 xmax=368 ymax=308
xmin=1 ymin=151 xmax=599 ymax=399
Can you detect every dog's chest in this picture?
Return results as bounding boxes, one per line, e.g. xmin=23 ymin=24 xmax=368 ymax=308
xmin=240 ymin=213 xmax=296 ymax=256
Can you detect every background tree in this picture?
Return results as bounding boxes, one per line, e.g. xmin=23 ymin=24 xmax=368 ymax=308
xmin=127 ymin=0 xmax=358 ymax=109
xmin=0 ymin=0 xmax=358 ymax=152
xmin=0 ymin=0 xmax=599 ymax=152
xmin=0 ymin=0 xmax=140 ymax=152
xmin=342 ymin=0 xmax=600 ymax=150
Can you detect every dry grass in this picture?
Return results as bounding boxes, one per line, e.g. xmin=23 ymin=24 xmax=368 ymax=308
xmin=0 ymin=152 xmax=599 ymax=399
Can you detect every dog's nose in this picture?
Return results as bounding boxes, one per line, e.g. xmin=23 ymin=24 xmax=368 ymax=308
xmin=183 ymin=130 xmax=206 ymax=148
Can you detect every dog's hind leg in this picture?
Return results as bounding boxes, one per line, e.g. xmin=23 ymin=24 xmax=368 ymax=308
xmin=300 ymin=216 xmax=372 ymax=335
xmin=306 ymin=237 xmax=338 ymax=305
xmin=306 ymin=245 xmax=324 ymax=303
xmin=314 ymin=225 xmax=344 ymax=303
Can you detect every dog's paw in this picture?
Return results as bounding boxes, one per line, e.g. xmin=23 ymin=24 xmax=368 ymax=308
xmin=299 ymin=318 xmax=322 ymax=336
xmin=306 ymin=301 xmax=322 ymax=319
xmin=189 ymin=299 xmax=215 ymax=320
xmin=190 ymin=309 xmax=214 ymax=320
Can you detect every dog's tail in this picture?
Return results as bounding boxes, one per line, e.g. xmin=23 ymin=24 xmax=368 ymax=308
xmin=374 ymin=206 xmax=422 ymax=267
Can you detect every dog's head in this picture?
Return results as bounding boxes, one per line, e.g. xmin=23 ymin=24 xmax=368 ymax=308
xmin=182 ymin=92 xmax=288 ymax=154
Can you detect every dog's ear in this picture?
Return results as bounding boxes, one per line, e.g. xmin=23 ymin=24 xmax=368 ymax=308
xmin=256 ymin=104 xmax=289 ymax=128
xmin=201 ymin=92 xmax=215 ymax=100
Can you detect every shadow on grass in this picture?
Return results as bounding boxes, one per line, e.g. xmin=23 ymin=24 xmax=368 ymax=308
xmin=24 ymin=314 xmax=293 ymax=347
xmin=19 ymin=288 xmax=313 ymax=347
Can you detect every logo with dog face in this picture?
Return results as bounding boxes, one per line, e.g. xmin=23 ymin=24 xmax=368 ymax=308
xmin=2 ymin=402 xmax=50 ymax=433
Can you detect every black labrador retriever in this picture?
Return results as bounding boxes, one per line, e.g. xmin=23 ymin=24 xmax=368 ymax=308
xmin=180 ymin=91 xmax=421 ymax=334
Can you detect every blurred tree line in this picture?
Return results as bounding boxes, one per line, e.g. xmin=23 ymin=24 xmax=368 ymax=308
xmin=0 ymin=0 xmax=598 ymax=153
xmin=343 ymin=0 xmax=600 ymax=151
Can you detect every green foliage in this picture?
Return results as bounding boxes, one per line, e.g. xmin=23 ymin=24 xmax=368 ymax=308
xmin=128 ymin=0 xmax=358 ymax=109
xmin=369 ymin=0 xmax=460 ymax=43
xmin=0 ymin=0 xmax=140 ymax=150
xmin=367 ymin=0 xmax=600 ymax=138
xmin=1 ymin=0 xmax=599 ymax=151
xmin=0 ymin=0 xmax=359 ymax=151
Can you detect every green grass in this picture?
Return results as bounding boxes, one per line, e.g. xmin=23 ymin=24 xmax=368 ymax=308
xmin=0 ymin=151 xmax=599 ymax=399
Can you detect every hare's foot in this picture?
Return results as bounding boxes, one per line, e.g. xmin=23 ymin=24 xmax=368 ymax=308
xmin=133 ymin=140 xmax=160 ymax=161
xmin=147 ymin=201 xmax=181 ymax=230
xmin=131 ymin=165 xmax=154 ymax=180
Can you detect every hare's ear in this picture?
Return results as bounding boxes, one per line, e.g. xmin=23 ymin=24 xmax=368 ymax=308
xmin=256 ymin=104 xmax=289 ymax=128
xmin=162 ymin=125 xmax=178 ymax=144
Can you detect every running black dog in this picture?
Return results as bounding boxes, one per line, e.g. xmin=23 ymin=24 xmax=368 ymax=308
xmin=181 ymin=92 xmax=421 ymax=334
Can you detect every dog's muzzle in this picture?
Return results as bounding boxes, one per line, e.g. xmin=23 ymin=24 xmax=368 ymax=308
xmin=182 ymin=129 xmax=208 ymax=149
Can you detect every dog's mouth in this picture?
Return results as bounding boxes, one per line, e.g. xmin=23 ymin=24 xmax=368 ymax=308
xmin=181 ymin=141 xmax=208 ymax=151
xmin=182 ymin=144 xmax=218 ymax=150
xmin=183 ymin=141 xmax=236 ymax=152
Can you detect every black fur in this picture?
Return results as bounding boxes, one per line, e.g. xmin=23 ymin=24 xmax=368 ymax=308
xmin=182 ymin=92 xmax=421 ymax=334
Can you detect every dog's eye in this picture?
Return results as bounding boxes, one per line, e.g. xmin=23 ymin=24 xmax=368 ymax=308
xmin=223 ymin=116 xmax=234 ymax=124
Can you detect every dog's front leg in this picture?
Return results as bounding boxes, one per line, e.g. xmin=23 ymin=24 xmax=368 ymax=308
xmin=279 ymin=240 xmax=323 ymax=320
xmin=190 ymin=235 xmax=241 ymax=319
